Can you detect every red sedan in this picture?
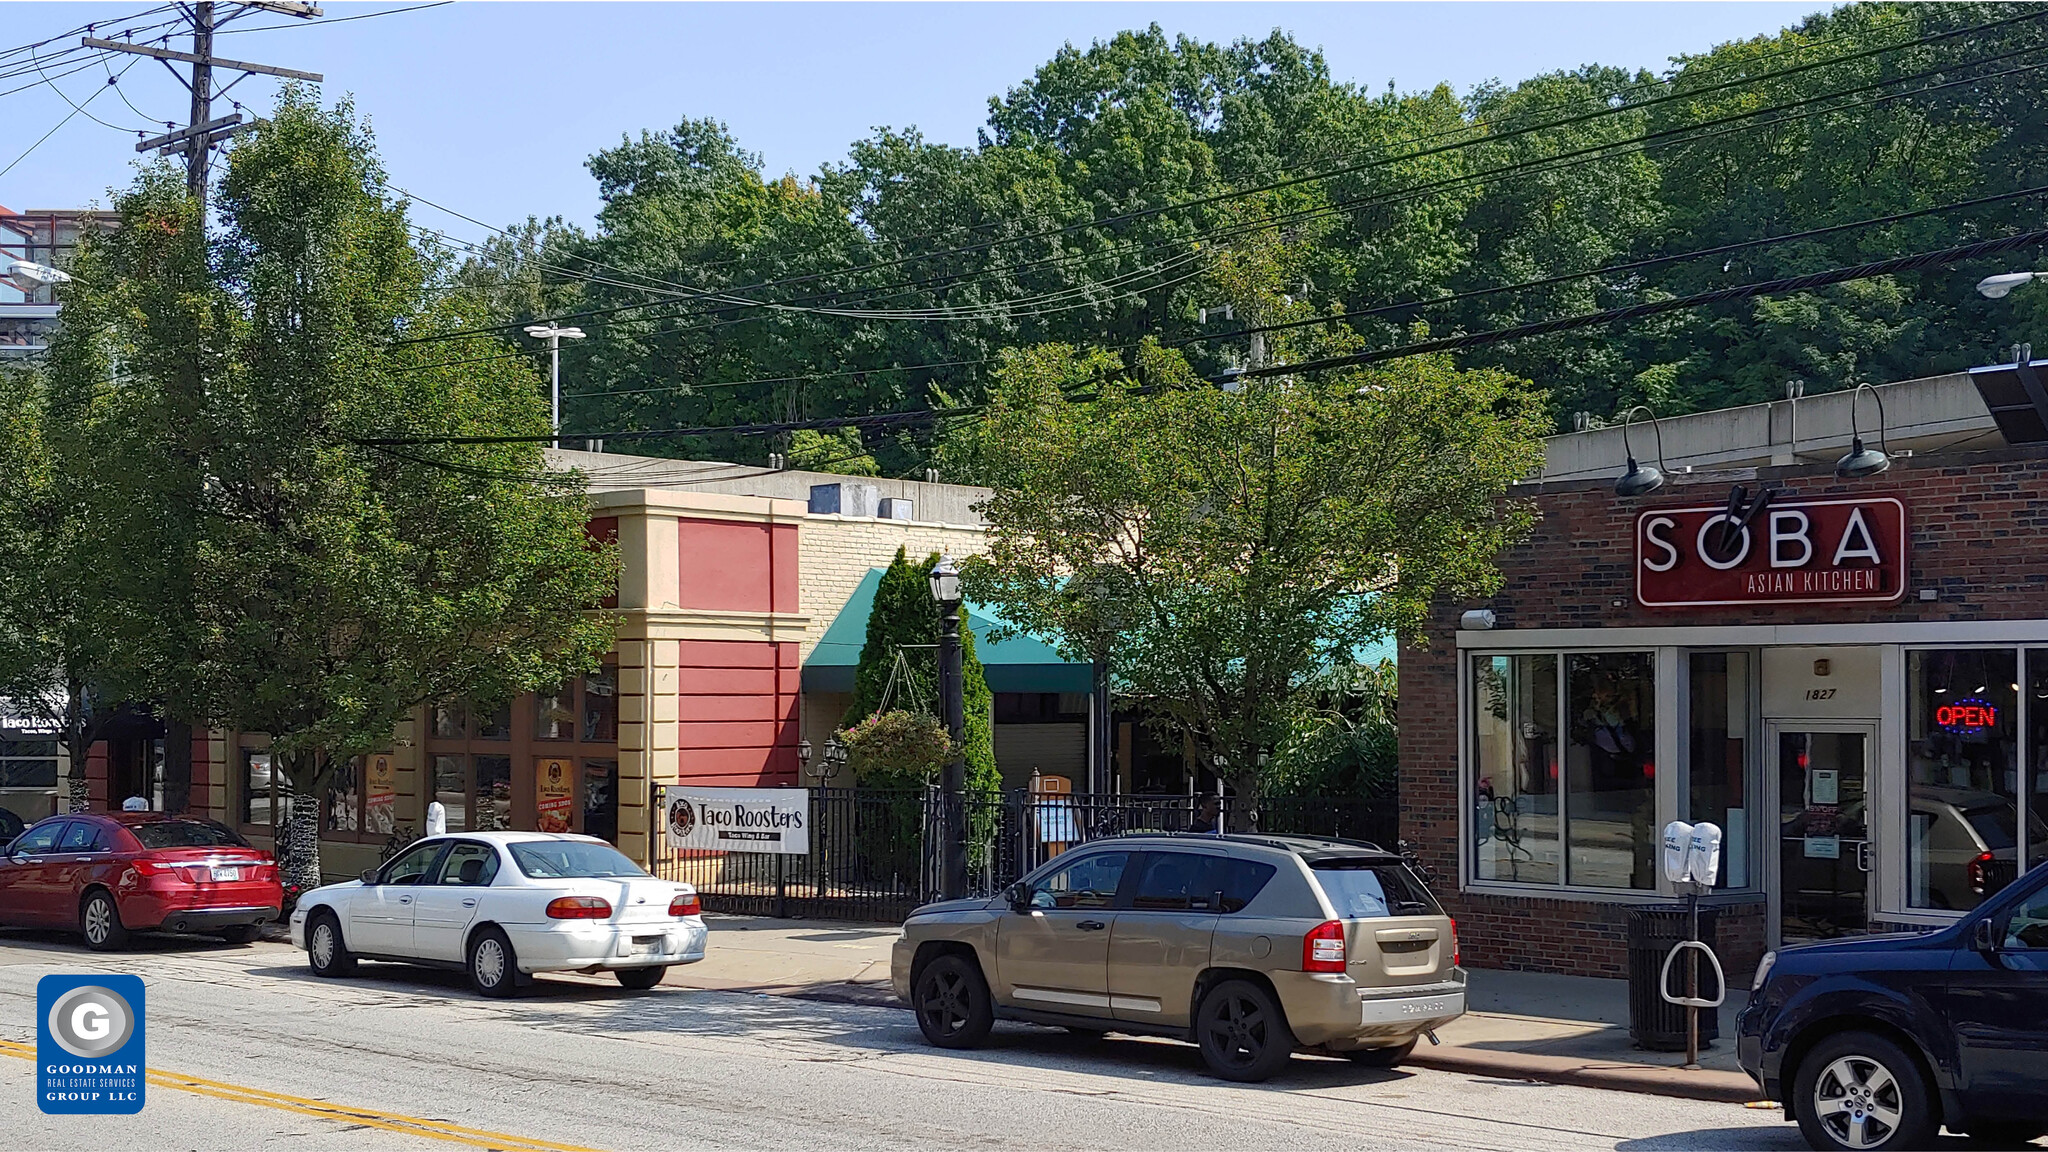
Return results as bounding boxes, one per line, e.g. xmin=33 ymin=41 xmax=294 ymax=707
xmin=0 ymin=813 xmax=283 ymax=949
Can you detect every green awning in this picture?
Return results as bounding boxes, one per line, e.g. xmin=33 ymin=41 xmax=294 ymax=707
xmin=803 ymin=568 xmax=1093 ymax=694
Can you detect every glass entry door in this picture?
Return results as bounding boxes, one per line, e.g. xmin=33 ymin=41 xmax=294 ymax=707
xmin=1775 ymin=727 xmax=1872 ymax=942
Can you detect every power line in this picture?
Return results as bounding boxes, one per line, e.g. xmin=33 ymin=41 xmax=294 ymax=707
xmin=213 ymin=1 xmax=452 ymax=34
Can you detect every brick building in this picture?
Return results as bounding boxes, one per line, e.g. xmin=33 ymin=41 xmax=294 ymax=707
xmin=1400 ymin=364 xmax=2048 ymax=982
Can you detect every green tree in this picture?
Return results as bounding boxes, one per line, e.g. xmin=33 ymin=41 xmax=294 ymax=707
xmin=959 ymin=229 xmax=1546 ymax=828
xmin=43 ymin=91 xmax=618 ymax=889
xmin=840 ymin=547 xmax=998 ymax=793
xmin=1265 ymin=660 xmax=1400 ymax=798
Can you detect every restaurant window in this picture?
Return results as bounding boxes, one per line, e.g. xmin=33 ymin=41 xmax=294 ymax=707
xmin=583 ymin=664 xmax=618 ymax=742
xmin=241 ymin=749 xmax=290 ymax=829
xmin=1686 ymin=652 xmax=1752 ymax=889
xmin=474 ymin=701 xmax=511 ymax=741
xmin=432 ymin=754 xmax=513 ymax=833
xmin=323 ymin=753 xmax=398 ymax=841
xmin=582 ymin=759 xmax=618 ymax=843
xmin=0 ymin=735 xmax=58 ymax=788
xmin=325 ymin=757 xmax=361 ymax=834
xmin=434 ymin=755 xmax=469 ymax=832
xmin=432 ymin=704 xmax=466 ymax=740
xmin=1471 ymin=654 xmax=1560 ymax=886
xmin=1566 ymin=652 xmax=1657 ymax=890
xmin=1907 ymin=649 xmax=2027 ymax=911
xmin=535 ymin=683 xmax=575 ymax=741
xmin=2030 ymin=649 xmax=2048 ymax=874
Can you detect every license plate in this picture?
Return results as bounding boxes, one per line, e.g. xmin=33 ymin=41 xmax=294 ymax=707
xmin=633 ymin=935 xmax=663 ymax=953
xmin=210 ymin=866 xmax=240 ymax=882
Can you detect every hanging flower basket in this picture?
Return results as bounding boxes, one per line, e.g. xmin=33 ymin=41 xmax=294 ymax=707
xmin=838 ymin=710 xmax=951 ymax=787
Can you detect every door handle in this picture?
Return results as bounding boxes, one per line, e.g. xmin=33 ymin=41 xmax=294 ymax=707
xmin=398 ymin=896 xmax=412 ymax=905
xmin=1076 ymin=920 xmax=1106 ymax=931
xmin=1856 ymin=842 xmax=1872 ymax=873
xmin=461 ymin=899 xmax=476 ymax=907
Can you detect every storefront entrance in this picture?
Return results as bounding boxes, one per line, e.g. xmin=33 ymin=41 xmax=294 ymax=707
xmin=1772 ymin=723 xmax=1874 ymax=942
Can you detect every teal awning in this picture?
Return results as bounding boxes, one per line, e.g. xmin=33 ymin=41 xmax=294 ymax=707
xmin=804 ymin=568 xmax=1093 ymax=694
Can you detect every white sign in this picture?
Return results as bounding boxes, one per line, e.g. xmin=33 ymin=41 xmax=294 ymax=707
xmin=1809 ymin=768 xmax=1840 ymax=806
xmin=1804 ymin=835 xmax=1841 ymax=860
xmin=660 ymin=786 xmax=809 ymax=855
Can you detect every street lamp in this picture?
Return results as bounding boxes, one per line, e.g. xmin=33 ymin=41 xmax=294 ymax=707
xmin=928 ymin=554 xmax=968 ymax=899
xmin=4 ymin=259 xmax=71 ymax=292
xmin=524 ymin=323 xmax=586 ymax=448
xmin=1613 ymin=405 xmax=1669 ymax=498
xmin=1976 ymin=272 xmax=2043 ymax=299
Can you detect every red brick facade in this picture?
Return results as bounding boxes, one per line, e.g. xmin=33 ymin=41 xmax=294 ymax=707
xmin=1399 ymin=447 xmax=2048 ymax=981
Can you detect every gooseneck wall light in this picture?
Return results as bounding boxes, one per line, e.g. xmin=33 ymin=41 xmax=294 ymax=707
xmin=1836 ymin=382 xmax=1893 ymax=480
xmin=1613 ymin=405 xmax=1669 ymax=498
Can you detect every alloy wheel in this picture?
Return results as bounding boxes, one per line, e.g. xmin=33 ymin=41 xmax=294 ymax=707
xmin=1204 ymin=992 xmax=1270 ymax=1069
xmin=1813 ymin=1053 xmax=1905 ymax=1149
xmin=83 ymin=897 xmax=111 ymax=945
xmin=919 ymin=969 xmax=970 ymax=1038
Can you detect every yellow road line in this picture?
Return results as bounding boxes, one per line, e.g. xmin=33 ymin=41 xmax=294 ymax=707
xmin=0 ymin=1039 xmax=610 ymax=1152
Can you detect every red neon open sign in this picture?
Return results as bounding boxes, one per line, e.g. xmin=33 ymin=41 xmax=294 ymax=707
xmin=1935 ymin=699 xmax=1998 ymax=733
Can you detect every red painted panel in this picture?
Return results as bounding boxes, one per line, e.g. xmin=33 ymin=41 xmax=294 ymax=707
xmin=678 ymin=746 xmax=800 ymax=785
xmin=675 ymin=720 xmax=790 ymax=750
xmin=588 ymin=516 xmax=620 ymax=609
xmin=678 ymin=667 xmax=777 ymax=696
xmin=676 ymin=695 xmax=784 ymax=722
xmin=770 ymin=523 xmax=798 ymax=613
xmin=677 ymin=519 xmax=788 ymax=612
xmin=681 ymin=639 xmax=782 ymax=669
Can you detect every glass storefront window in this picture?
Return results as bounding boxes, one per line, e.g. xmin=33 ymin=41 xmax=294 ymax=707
xmin=535 ymin=684 xmax=575 ymax=741
xmin=1908 ymin=649 xmax=2024 ymax=911
xmin=244 ymin=750 xmax=275 ymax=827
xmin=1687 ymin=652 xmax=1751 ymax=889
xmin=325 ymin=757 xmax=361 ymax=833
xmin=2031 ymin=649 xmax=2048 ymax=874
xmin=476 ymin=755 xmax=512 ymax=830
xmin=583 ymin=664 xmax=618 ymax=742
xmin=1471 ymin=653 xmax=1559 ymax=885
xmin=474 ymin=702 xmax=511 ymax=741
xmin=583 ymin=759 xmax=618 ymax=843
xmin=432 ymin=704 xmax=466 ymax=740
xmin=1566 ymin=652 xmax=1657 ymax=890
xmin=434 ymin=754 xmax=469 ymax=832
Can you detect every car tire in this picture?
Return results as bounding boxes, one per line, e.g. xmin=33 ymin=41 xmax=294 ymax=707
xmin=80 ymin=890 xmax=130 ymax=952
xmin=216 ymin=925 xmax=261 ymax=945
xmin=467 ymin=927 xmax=521 ymax=998
xmin=1793 ymin=1030 xmax=1938 ymax=1152
xmin=1196 ymin=979 xmax=1296 ymax=1082
xmin=913 ymin=953 xmax=995 ymax=1049
xmin=1344 ymin=1039 xmax=1418 ymax=1069
xmin=614 ymin=966 xmax=667 ymax=991
xmin=306 ymin=912 xmax=357 ymax=977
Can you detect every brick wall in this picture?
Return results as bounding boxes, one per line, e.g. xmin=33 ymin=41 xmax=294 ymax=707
xmin=1400 ymin=447 xmax=2048 ymax=979
xmin=796 ymin=514 xmax=989 ymax=661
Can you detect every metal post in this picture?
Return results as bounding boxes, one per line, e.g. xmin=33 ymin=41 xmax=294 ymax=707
xmin=548 ymin=332 xmax=561 ymax=449
xmin=938 ymin=598 xmax=967 ymax=899
xmin=1685 ymin=885 xmax=1701 ymax=1071
xmin=774 ymin=852 xmax=787 ymax=919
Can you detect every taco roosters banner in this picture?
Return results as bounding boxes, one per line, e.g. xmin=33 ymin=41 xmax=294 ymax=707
xmin=659 ymin=786 xmax=810 ymax=854
xmin=1636 ymin=495 xmax=1908 ymax=608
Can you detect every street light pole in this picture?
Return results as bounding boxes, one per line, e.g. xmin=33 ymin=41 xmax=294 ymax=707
xmin=929 ymin=556 xmax=968 ymax=899
xmin=523 ymin=324 xmax=586 ymax=447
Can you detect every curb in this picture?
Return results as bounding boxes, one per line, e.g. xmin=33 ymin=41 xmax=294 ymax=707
xmin=757 ymin=982 xmax=1762 ymax=1104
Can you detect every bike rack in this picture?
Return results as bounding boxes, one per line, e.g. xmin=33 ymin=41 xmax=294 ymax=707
xmin=1658 ymin=939 xmax=1726 ymax=1009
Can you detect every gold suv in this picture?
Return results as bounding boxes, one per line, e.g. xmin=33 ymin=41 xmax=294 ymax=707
xmin=891 ymin=833 xmax=1464 ymax=1081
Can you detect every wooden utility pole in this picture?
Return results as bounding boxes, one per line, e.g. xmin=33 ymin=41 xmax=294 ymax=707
xmin=85 ymin=1 xmax=324 ymax=222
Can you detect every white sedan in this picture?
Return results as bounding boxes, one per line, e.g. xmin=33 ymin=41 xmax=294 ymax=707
xmin=290 ymin=831 xmax=706 ymax=996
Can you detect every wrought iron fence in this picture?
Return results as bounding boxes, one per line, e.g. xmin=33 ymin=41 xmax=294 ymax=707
xmin=655 ymin=786 xmax=1398 ymax=923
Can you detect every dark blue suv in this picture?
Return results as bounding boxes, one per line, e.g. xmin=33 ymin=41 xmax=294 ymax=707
xmin=1739 ymin=861 xmax=2048 ymax=1151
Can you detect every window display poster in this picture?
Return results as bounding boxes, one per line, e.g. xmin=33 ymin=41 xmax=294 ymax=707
xmin=536 ymin=758 xmax=575 ymax=833
xmin=365 ymin=754 xmax=397 ymax=834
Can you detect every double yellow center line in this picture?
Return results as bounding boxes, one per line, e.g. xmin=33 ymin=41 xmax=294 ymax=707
xmin=0 ymin=1038 xmax=608 ymax=1152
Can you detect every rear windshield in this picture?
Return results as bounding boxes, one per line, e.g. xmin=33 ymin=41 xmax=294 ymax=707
xmin=1311 ymin=860 xmax=1442 ymax=919
xmin=130 ymin=821 xmax=247 ymax=850
xmin=509 ymin=840 xmax=646 ymax=879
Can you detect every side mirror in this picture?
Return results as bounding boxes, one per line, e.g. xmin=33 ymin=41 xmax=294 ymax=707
xmin=1972 ymin=917 xmax=2000 ymax=953
xmin=1004 ymin=881 xmax=1032 ymax=912
xmin=358 ymin=868 xmax=380 ymax=885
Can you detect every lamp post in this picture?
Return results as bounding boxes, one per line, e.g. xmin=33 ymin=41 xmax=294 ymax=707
xmin=928 ymin=554 xmax=968 ymax=899
xmin=523 ymin=323 xmax=586 ymax=448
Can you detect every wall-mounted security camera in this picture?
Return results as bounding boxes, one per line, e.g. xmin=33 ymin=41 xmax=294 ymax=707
xmin=1459 ymin=609 xmax=1497 ymax=631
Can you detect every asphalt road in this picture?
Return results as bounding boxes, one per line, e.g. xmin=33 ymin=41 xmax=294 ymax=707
xmin=0 ymin=928 xmax=1810 ymax=1152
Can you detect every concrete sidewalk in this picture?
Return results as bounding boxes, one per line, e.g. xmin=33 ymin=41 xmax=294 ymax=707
xmin=671 ymin=915 xmax=1763 ymax=1104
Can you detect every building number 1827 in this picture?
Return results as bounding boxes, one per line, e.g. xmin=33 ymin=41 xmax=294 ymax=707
xmin=1805 ymin=688 xmax=1837 ymax=700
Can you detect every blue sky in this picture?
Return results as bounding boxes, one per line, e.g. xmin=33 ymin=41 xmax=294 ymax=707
xmin=7 ymin=2 xmax=1830 ymax=246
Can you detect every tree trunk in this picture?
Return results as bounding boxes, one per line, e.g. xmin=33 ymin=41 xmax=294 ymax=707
xmin=272 ymin=748 xmax=329 ymax=901
xmin=1226 ymin=768 xmax=1263 ymax=834
xmin=162 ymin=718 xmax=193 ymax=814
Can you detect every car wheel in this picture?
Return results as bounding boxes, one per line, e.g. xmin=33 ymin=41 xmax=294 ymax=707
xmin=1344 ymin=1039 xmax=1418 ymax=1069
xmin=467 ymin=927 xmax=520 ymax=998
xmin=80 ymin=890 xmax=130 ymax=952
xmin=306 ymin=912 xmax=357 ymax=977
xmin=216 ymin=925 xmax=260 ymax=945
xmin=913 ymin=953 xmax=994 ymax=1049
xmin=1196 ymin=979 xmax=1296 ymax=1082
xmin=1965 ymin=1120 xmax=2047 ymax=1148
xmin=1793 ymin=1031 xmax=1938 ymax=1152
xmin=614 ymin=966 xmax=667 ymax=991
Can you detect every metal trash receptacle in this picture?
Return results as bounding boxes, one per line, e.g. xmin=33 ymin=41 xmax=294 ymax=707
xmin=1626 ymin=905 xmax=1722 ymax=1052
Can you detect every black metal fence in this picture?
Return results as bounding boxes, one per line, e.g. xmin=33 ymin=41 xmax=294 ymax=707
xmin=654 ymin=786 xmax=1398 ymax=923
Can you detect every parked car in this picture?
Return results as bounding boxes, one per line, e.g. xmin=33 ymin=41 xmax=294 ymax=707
xmin=1738 ymin=857 xmax=2048 ymax=1151
xmin=290 ymin=831 xmax=707 ymax=997
xmin=892 ymin=833 xmax=1464 ymax=1081
xmin=0 ymin=813 xmax=283 ymax=949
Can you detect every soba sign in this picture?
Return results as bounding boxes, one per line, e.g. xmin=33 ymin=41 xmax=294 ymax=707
xmin=1635 ymin=495 xmax=1907 ymax=608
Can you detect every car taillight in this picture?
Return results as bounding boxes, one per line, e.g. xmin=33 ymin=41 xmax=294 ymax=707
xmin=546 ymin=896 xmax=612 ymax=920
xmin=1450 ymin=917 xmax=1461 ymax=968
xmin=1968 ymin=851 xmax=1995 ymax=896
xmin=669 ymin=892 xmax=701 ymax=917
xmin=1303 ymin=920 xmax=1347 ymax=973
xmin=131 ymin=859 xmax=175 ymax=877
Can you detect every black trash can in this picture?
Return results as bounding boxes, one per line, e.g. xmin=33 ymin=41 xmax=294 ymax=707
xmin=1626 ymin=905 xmax=1723 ymax=1052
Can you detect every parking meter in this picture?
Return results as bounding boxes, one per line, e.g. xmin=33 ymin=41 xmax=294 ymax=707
xmin=1661 ymin=821 xmax=1694 ymax=885
xmin=1685 ymin=822 xmax=1723 ymax=888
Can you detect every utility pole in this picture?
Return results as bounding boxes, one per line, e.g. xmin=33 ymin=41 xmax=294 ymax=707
xmin=87 ymin=1 xmax=324 ymax=224
xmin=524 ymin=324 xmax=587 ymax=448
xmin=81 ymin=4 xmax=321 ymax=814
